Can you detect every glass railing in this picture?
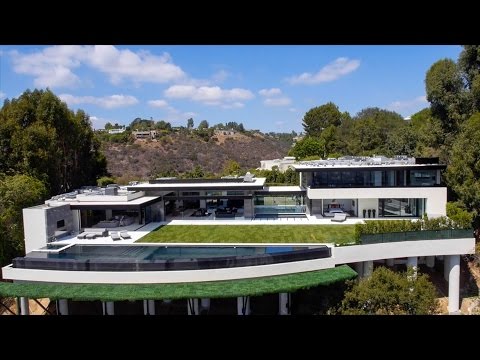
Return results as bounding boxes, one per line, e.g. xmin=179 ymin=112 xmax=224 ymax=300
xmin=360 ymin=229 xmax=473 ymax=244
xmin=254 ymin=205 xmax=306 ymax=214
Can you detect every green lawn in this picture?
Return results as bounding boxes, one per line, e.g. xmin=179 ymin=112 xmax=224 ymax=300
xmin=137 ymin=225 xmax=356 ymax=245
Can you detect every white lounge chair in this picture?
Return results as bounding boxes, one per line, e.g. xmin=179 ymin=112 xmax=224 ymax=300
xmin=331 ymin=213 xmax=347 ymax=222
xmin=120 ymin=231 xmax=131 ymax=239
xmin=110 ymin=232 xmax=121 ymax=241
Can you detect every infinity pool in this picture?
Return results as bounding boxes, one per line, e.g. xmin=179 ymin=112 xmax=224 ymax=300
xmin=13 ymin=244 xmax=331 ymax=271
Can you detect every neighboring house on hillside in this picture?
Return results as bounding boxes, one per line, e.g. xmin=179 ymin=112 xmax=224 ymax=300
xmin=108 ymin=127 xmax=126 ymax=134
xmin=260 ymin=156 xmax=297 ymax=172
xmin=214 ymin=129 xmax=236 ymax=136
xmin=133 ymin=130 xmax=157 ymax=139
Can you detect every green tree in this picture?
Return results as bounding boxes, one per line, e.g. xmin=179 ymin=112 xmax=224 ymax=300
xmin=288 ymin=136 xmax=324 ymax=159
xmin=0 ymin=89 xmax=108 ymax=196
xmin=198 ymin=120 xmax=209 ymax=130
xmin=222 ymin=160 xmax=241 ymax=176
xmin=187 ymin=118 xmax=194 ymax=129
xmin=336 ymin=267 xmax=438 ymax=315
xmin=425 ymin=59 xmax=471 ymax=134
xmin=445 ymin=112 xmax=480 ymax=211
xmin=0 ymin=175 xmax=47 ymax=265
xmin=446 ymin=201 xmax=474 ymax=229
xmin=97 ymin=176 xmax=117 ymax=187
xmin=302 ymin=102 xmax=344 ymax=137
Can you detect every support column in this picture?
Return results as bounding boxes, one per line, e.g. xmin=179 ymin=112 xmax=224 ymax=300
xmin=279 ymin=293 xmax=291 ymax=315
xmin=386 ymin=258 xmax=395 ymax=267
xmin=353 ymin=262 xmax=364 ymax=279
xmin=103 ymin=301 xmax=114 ymax=315
xmin=448 ymin=255 xmax=460 ymax=313
xmin=444 ymin=256 xmax=450 ymax=282
xmin=363 ymin=261 xmax=373 ymax=278
xmin=200 ymin=298 xmax=210 ymax=313
xmin=187 ymin=298 xmax=199 ymax=315
xmin=148 ymin=300 xmax=155 ymax=315
xmin=19 ymin=297 xmax=29 ymax=315
xmin=237 ymin=296 xmax=251 ymax=315
xmin=58 ymin=299 xmax=69 ymax=315
xmin=143 ymin=300 xmax=148 ymax=315
xmin=426 ymin=256 xmax=435 ymax=268
xmin=407 ymin=256 xmax=418 ymax=278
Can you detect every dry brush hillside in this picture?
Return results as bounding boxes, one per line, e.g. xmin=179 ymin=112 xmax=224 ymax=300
xmin=102 ymin=132 xmax=291 ymax=180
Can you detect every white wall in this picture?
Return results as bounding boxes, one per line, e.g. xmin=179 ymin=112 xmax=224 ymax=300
xmin=307 ymin=187 xmax=446 ymax=216
xmin=358 ymin=199 xmax=378 ymax=219
xmin=23 ymin=208 xmax=47 ymax=253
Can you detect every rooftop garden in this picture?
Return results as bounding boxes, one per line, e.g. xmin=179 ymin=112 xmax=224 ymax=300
xmin=137 ymin=225 xmax=356 ymax=245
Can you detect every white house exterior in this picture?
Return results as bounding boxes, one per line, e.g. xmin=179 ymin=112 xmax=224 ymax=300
xmin=293 ymin=156 xmax=446 ymax=219
xmin=259 ymin=156 xmax=297 ymax=172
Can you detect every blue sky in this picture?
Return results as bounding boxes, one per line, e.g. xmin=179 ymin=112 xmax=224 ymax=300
xmin=0 ymin=45 xmax=462 ymax=133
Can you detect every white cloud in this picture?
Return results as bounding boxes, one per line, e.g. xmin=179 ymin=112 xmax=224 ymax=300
xmin=10 ymin=45 xmax=186 ymax=88
xmin=264 ymin=97 xmax=292 ymax=107
xmin=289 ymin=107 xmax=297 ymax=112
xmin=89 ymin=116 xmax=110 ymax=129
xmin=259 ymin=88 xmax=282 ymax=97
xmin=275 ymin=121 xmax=286 ymax=127
xmin=212 ymin=69 xmax=229 ymax=83
xmin=85 ymin=46 xmax=186 ymax=85
xmin=387 ymin=95 xmax=428 ymax=115
xmin=287 ymin=57 xmax=360 ymax=85
xmin=59 ymin=94 xmax=139 ymax=109
xmin=164 ymin=85 xmax=254 ymax=107
xmin=222 ymin=102 xmax=245 ymax=109
xmin=0 ymin=91 xmax=5 ymax=99
xmin=148 ymin=99 xmax=169 ymax=108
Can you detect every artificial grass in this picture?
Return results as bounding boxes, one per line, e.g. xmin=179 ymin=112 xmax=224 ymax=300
xmin=137 ymin=225 xmax=356 ymax=245
xmin=0 ymin=265 xmax=357 ymax=301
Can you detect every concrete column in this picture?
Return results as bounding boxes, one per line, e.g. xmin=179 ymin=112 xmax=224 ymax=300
xmin=143 ymin=300 xmax=148 ymax=315
xmin=353 ymin=262 xmax=364 ymax=279
xmin=386 ymin=258 xmax=395 ymax=267
xmin=200 ymin=298 xmax=210 ymax=313
xmin=148 ymin=300 xmax=155 ymax=315
xmin=447 ymin=255 xmax=460 ymax=313
xmin=444 ymin=256 xmax=450 ymax=282
xmin=58 ymin=299 xmax=69 ymax=315
xmin=426 ymin=256 xmax=435 ymax=268
xmin=187 ymin=298 xmax=199 ymax=315
xmin=19 ymin=297 xmax=29 ymax=315
xmin=363 ymin=261 xmax=374 ymax=278
xmin=105 ymin=209 xmax=113 ymax=220
xmin=407 ymin=256 xmax=418 ymax=278
xmin=237 ymin=296 xmax=251 ymax=315
xmin=103 ymin=301 xmax=114 ymax=315
xmin=279 ymin=293 xmax=291 ymax=315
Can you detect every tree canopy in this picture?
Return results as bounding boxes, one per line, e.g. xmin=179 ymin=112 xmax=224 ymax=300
xmin=336 ymin=267 xmax=438 ymax=315
xmin=0 ymin=89 xmax=108 ymax=196
xmin=302 ymin=102 xmax=346 ymax=137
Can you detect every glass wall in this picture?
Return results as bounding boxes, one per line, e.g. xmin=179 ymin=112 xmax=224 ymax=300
xmin=378 ymin=198 xmax=425 ymax=217
xmin=254 ymin=195 xmax=305 ymax=214
xmin=310 ymin=169 xmax=438 ymax=188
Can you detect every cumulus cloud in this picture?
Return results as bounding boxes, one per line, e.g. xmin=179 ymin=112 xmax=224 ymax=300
xmin=10 ymin=45 xmax=186 ymax=88
xmin=164 ymin=85 xmax=254 ymax=107
xmin=59 ymin=94 xmax=139 ymax=109
xmin=0 ymin=91 xmax=5 ymax=99
xmin=264 ymin=97 xmax=292 ymax=107
xmin=89 ymin=116 xmax=111 ymax=129
xmin=259 ymin=88 xmax=282 ymax=97
xmin=287 ymin=57 xmax=360 ymax=85
xmin=387 ymin=95 xmax=428 ymax=115
xmin=148 ymin=99 xmax=169 ymax=108
xmin=212 ymin=69 xmax=229 ymax=83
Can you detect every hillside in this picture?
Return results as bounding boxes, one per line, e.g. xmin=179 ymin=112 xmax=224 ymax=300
xmin=102 ymin=132 xmax=291 ymax=180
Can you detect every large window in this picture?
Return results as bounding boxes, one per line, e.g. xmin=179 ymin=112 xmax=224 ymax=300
xmin=310 ymin=169 xmax=438 ymax=188
xmin=378 ymin=198 xmax=425 ymax=217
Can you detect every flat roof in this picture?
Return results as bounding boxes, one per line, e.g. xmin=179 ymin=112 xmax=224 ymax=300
xmin=128 ymin=178 xmax=267 ymax=192
xmin=0 ymin=265 xmax=356 ymax=301
xmin=68 ymin=196 xmax=160 ymax=210
xmin=262 ymin=186 xmax=304 ymax=192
